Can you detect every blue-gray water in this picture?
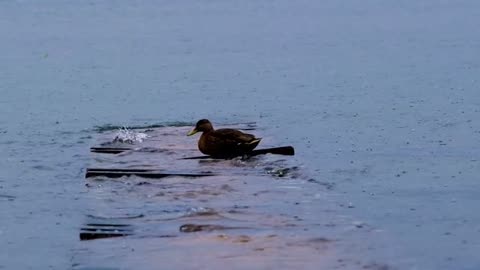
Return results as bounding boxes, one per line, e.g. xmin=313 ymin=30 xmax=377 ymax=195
xmin=1 ymin=1 xmax=480 ymax=269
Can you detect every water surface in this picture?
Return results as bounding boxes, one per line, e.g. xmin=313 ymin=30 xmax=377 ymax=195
xmin=1 ymin=1 xmax=480 ymax=269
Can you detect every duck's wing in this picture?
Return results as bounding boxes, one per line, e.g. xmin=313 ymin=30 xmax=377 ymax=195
xmin=210 ymin=129 xmax=259 ymax=145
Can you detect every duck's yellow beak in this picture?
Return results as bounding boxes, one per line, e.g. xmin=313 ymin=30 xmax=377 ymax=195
xmin=187 ymin=128 xmax=198 ymax=136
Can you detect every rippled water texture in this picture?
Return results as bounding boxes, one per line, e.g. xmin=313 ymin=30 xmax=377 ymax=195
xmin=1 ymin=1 xmax=480 ymax=269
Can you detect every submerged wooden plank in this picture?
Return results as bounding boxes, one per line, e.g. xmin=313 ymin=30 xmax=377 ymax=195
xmin=90 ymin=147 xmax=132 ymax=154
xmin=181 ymin=146 xmax=295 ymax=160
xmin=251 ymin=146 xmax=295 ymax=156
xmin=179 ymin=223 xmax=249 ymax=233
xmin=87 ymin=168 xmax=155 ymax=173
xmin=79 ymin=223 xmax=133 ymax=241
xmin=90 ymin=146 xmax=295 ymax=157
xmin=79 ymin=232 xmax=130 ymax=240
xmin=85 ymin=168 xmax=216 ymax=179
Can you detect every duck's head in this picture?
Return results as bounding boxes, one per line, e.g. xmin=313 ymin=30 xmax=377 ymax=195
xmin=187 ymin=119 xmax=214 ymax=136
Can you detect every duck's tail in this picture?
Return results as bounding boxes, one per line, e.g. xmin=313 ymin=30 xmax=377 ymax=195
xmin=247 ymin=138 xmax=262 ymax=145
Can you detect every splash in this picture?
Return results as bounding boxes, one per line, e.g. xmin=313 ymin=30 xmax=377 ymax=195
xmin=113 ymin=127 xmax=148 ymax=144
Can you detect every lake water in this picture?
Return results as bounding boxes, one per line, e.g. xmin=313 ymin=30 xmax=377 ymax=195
xmin=1 ymin=1 xmax=479 ymax=269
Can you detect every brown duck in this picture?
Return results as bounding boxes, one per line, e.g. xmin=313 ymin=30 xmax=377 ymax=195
xmin=187 ymin=119 xmax=261 ymax=158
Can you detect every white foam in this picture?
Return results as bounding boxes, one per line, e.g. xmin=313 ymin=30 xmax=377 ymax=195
xmin=113 ymin=127 xmax=148 ymax=144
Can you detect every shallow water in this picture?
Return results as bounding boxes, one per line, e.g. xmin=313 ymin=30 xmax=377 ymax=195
xmin=1 ymin=1 xmax=480 ymax=269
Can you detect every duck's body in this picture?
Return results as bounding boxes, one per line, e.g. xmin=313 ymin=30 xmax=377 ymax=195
xmin=188 ymin=119 xmax=261 ymax=158
xmin=198 ymin=128 xmax=261 ymax=157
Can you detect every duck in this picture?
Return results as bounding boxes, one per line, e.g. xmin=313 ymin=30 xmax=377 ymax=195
xmin=187 ymin=119 xmax=261 ymax=158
